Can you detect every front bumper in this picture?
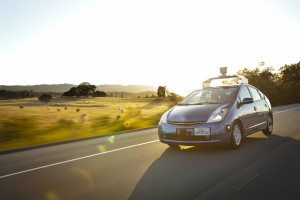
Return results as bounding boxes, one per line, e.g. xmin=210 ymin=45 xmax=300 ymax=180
xmin=158 ymin=120 xmax=231 ymax=146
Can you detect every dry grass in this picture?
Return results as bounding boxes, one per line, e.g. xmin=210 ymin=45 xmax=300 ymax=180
xmin=0 ymin=97 xmax=177 ymax=150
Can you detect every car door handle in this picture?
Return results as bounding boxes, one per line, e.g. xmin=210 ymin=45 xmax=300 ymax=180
xmin=254 ymin=106 xmax=257 ymax=111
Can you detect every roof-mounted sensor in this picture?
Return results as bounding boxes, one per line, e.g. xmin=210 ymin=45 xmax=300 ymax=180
xmin=202 ymin=67 xmax=248 ymax=88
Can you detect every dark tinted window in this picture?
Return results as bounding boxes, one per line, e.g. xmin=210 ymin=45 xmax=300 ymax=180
xmin=248 ymin=87 xmax=261 ymax=101
xmin=239 ymin=86 xmax=251 ymax=101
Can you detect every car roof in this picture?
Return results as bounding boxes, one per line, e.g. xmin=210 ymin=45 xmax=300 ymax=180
xmin=201 ymin=84 xmax=244 ymax=89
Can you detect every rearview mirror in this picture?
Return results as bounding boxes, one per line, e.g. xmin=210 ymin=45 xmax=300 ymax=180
xmin=241 ymin=98 xmax=253 ymax=104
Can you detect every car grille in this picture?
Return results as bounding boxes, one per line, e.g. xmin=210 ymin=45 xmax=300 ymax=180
xmin=164 ymin=135 xmax=210 ymax=141
xmin=167 ymin=121 xmax=205 ymax=125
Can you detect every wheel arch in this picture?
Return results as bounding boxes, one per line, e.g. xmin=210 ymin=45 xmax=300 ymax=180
xmin=233 ymin=119 xmax=244 ymax=135
xmin=269 ymin=111 xmax=273 ymax=119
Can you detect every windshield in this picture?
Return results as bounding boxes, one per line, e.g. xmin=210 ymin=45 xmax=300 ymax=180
xmin=179 ymin=87 xmax=238 ymax=105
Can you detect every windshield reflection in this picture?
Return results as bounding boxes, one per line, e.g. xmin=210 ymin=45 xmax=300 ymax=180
xmin=179 ymin=87 xmax=238 ymax=105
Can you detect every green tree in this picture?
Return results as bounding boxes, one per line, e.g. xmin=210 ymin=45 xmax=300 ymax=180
xmin=221 ymin=61 xmax=300 ymax=106
xmin=157 ymin=86 xmax=169 ymax=98
xmin=279 ymin=61 xmax=300 ymax=104
xmin=237 ymin=67 xmax=281 ymax=105
xmin=38 ymin=94 xmax=53 ymax=104
xmin=77 ymin=82 xmax=96 ymax=97
xmin=92 ymin=91 xmax=107 ymax=97
xmin=62 ymin=87 xmax=79 ymax=97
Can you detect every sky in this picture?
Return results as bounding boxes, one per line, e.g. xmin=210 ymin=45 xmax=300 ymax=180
xmin=1 ymin=0 xmax=300 ymax=95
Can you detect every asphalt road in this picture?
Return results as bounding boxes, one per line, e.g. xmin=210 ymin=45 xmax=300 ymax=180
xmin=1 ymin=103 xmax=300 ymax=200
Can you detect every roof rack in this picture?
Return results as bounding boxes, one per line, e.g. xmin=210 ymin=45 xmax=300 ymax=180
xmin=202 ymin=67 xmax=248 ymax=88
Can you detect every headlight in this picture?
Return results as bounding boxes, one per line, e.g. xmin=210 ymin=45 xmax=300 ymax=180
xmin=207 ymin=109 xmax=228 ymax=123
xmin=160 ymin=112 xmax=169 ymax=124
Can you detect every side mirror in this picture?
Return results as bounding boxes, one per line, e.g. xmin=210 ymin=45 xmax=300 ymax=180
xmin=241 ymin=98 xmax=253 ymax=104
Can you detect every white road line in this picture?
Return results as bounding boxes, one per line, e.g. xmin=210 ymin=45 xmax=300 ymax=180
xmin=273 ymin=107 xmax=300 ymax=114
xmin=1 ymin=106 xmax=300 ymax=180
xmin=0 ymin=140 xmax=159 ymax=179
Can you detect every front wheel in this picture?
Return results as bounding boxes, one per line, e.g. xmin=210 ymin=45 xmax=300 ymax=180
xmin=229 ymin=123 xmax=242 ymax=149
xmin=263 ymin=115 xmax=273 ymax=135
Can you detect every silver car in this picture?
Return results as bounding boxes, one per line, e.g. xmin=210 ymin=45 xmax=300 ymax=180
xmin=158 ymin=83 xmax=273 ymax=149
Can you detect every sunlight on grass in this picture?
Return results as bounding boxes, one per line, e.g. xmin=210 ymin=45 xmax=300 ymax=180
xmin=247 ymin=132 xmax=269 ymax=138
xmin=0 ymin=97 xmax=182 ymax=150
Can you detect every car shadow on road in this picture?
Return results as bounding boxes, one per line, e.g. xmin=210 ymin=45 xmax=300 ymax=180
xmin=129 ymin=133 xmax=300 ymax=200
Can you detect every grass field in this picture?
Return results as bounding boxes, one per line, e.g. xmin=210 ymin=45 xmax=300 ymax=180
xmin=0 ymin=97 xmax=180 ymax=150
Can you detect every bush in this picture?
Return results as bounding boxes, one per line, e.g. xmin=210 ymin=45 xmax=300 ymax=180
xmin=0 ymin=117 xmax=38 ymax=141
xmin=91 ymin=116 xmax=111 ymax=129
xmin=92 ymin=91 xmax=107 ymax=97
xmin=39 ymin=94 xmax=53 ymax=104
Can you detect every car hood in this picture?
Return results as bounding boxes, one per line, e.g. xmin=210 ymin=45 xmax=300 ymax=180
xmin=167 ymin=104 xmax=228 ymax=122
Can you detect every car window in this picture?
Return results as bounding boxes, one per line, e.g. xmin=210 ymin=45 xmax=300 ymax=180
xmin=185 ymin=91 xmax=208 ymax=104
xmin=248 ymin=87 xmax=261 ymax=101
xmin=257 ymin=90 xmax=265 ymax=100
xmin=179 ymin=87 xmax=238 ymax=105
xmin=239 ymin=86 xmax=251 ymax=101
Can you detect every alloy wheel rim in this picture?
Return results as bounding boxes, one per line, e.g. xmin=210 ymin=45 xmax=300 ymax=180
xmin=233 ymin=125 xmax=241 ymax=145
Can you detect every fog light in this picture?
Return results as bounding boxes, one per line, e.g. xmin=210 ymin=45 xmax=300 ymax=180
xmin=226 ymin=125 xmax=231 ymax=131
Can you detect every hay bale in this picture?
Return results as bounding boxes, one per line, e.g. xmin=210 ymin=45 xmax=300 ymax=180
xmin=81 ymin=114 xmax=87 ymax=123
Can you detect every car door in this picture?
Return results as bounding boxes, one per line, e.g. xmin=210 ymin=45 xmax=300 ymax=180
xmin=257 ymin=89 xmax=270 ymax=127
xmin=248 ymin=86 xmax=267 ymax=131
xmin=237 ymin=86 xmax=257 ymax=134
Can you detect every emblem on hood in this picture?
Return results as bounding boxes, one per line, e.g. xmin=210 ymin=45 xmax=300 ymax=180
xmin=181 ymin=117 xmax=187 ymax=121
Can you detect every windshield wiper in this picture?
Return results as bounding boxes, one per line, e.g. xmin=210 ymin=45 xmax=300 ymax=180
xmin=178 ymin=102 xmax=222 ymax=105
xmin=178 ymin=103 xmax=203 ymax=105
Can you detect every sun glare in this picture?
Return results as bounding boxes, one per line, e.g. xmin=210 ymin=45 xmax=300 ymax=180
xmin=1 ymin=0 xmax=299 ymax=87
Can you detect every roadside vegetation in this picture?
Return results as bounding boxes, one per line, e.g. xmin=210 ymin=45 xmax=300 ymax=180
xmin=224 ymin=61 xmax=300 ymax=106
xmin=0 ymin=95 xmax=183 ymax=150
xmin=1 ymin=61 xmax=299 ymax=151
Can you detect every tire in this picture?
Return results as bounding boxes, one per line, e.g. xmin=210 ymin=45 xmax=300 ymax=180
xmin=263 ymin=114 xmax=273 ymax=135
xmin=229 ymin=123 xmax=242 ymax=149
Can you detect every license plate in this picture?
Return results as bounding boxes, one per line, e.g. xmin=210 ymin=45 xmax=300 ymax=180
xmin=176 ymin=128 xmax=194 ymax=135
xmin=194 ymin=128 xmax=210 ymax=136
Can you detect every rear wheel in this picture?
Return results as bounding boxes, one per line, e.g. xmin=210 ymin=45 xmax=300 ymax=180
xmin=229 ymin=123 xmax=242 ymax=149
xmin=263 ymin=115 xmax=273 ymax=135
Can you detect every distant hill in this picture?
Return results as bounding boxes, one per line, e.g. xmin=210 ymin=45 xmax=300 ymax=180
xmin=0 ymin=84 xmax=76 ymax=93
xmin=96 ymin=85 xmax=157 ymax=93
xmin=0 ymin=84 xmax=157 ymax=93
